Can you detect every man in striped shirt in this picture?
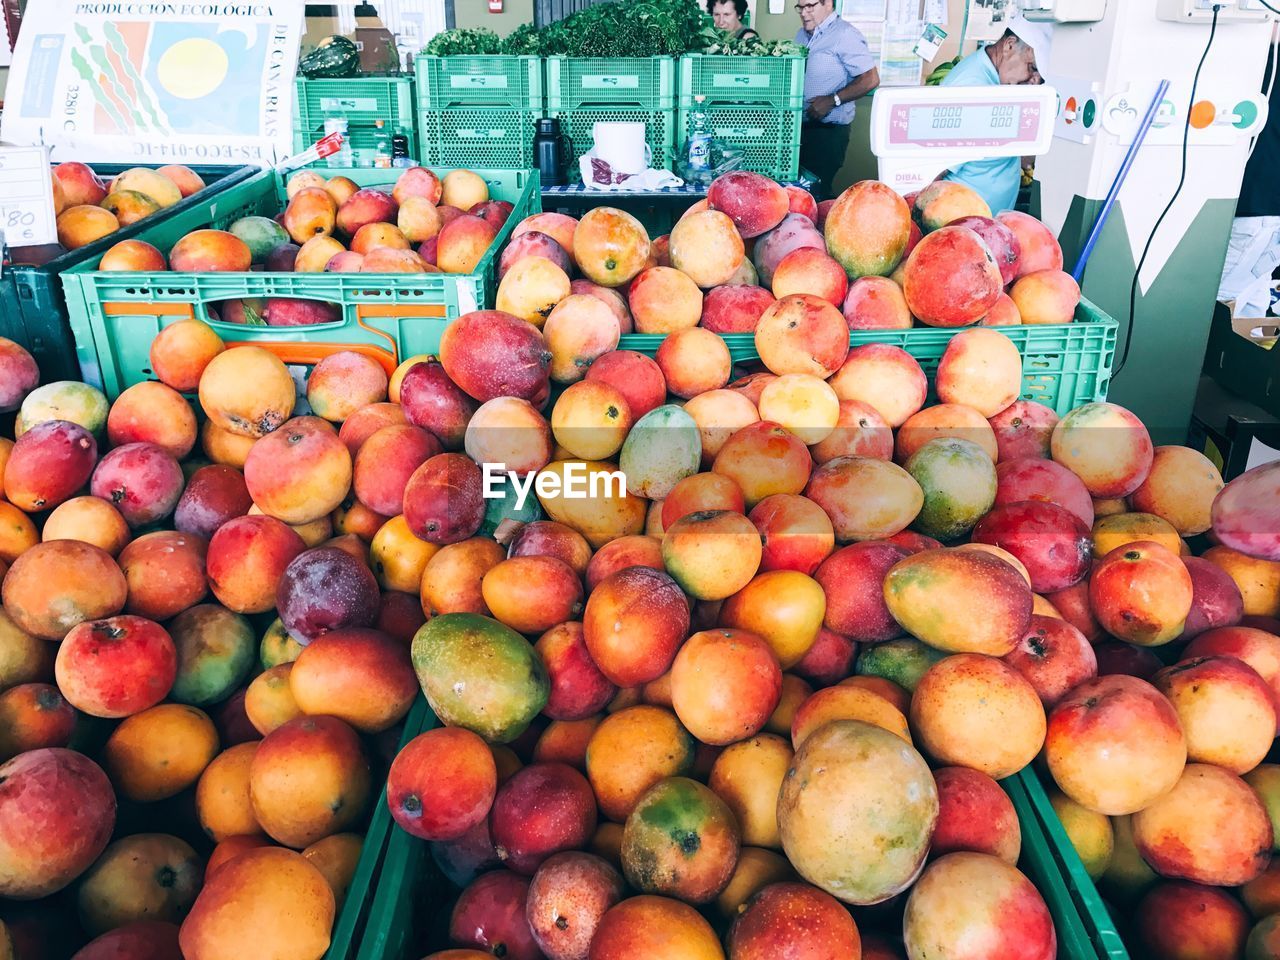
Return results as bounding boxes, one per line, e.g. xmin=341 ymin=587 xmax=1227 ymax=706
xmin=796 ymin=0 xmax=879 ymax=200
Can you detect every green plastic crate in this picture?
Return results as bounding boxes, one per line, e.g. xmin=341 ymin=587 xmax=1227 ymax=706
xmin=59 ymin=166 xmax=540 ymax=399
xmin=0 ymin=163 xmax=257 ymax=386
xmin=294 ymin=77 xmax=417 ymax=167
xmin=676 ymin=101 xmax=803 ymax=180
xmin=553 ymin=106 xmax=678 ymax=176
xmin=545 ymin=56 xmax=677 ymax=111
xmin=349 ymin=704 xmax=447 ymax=960
xmin=419 ymin=107 xmax=540 ymax=170
xmin=325 ymin=695 xmax=436 ymax=960
xmin=340 ymin=734 xmax=1117 ymax=959
xmin=415 ymin=54 xmax=543 ymax=110
xmin=1010 ymin=770 xmax=1131 ymax=960
xmin=678 ymin=53 xmax=806 ymax=108
xmin=618 ymin=298 xmax=1119 ymax=418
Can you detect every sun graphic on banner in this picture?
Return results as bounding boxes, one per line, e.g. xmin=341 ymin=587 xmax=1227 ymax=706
xmin=155 ymin=38 xmax=229 ymax=100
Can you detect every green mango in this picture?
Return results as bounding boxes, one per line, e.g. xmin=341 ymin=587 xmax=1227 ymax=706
xmin=855 ymin=638 xmax=948 ymax=693
xmin=260 ymin=617 xmax=304 ymax=669
xmin=411 ymin=613 xmax=549 ymax=743
xmin=229 ymin=216 xmax=291 ymax=265
xmin=168 ymin=604 xmax=256 ymax=706
xmin=618 ymin=404 xmax=701 ymax=500
xmin=17 ymin=381 xmax=109 ymax=438
xmin=906 ymin=438 xmax=997 ymax=542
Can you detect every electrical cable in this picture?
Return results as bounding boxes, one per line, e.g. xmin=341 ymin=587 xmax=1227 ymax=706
xmin=1256 ymin=0 xmax=1279 ymax=15
xmin=1114 ymin=4 xmax=1222 ymax=380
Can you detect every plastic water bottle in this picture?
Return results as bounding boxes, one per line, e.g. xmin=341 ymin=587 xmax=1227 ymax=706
xmin=324 ymin=113 xmax=353 ymax=168
xmin=687 ymin=95 xmax=712 ymax=173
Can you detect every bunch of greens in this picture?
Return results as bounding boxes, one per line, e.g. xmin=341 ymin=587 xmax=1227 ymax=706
xmin=500 ymin=22 xmax=542 ymax=55
xmin=701 ymin=34 xmax=806 ymax=57
xmin=540 ymin=0 xmax=715 ymax=57
xmin=423 ymin=27 xmax=502 ymax=56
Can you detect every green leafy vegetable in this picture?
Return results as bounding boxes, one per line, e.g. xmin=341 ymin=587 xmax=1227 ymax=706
xmin=539 ymin=0 xmax=714 ymax=58
xmin=701 ymin=33 xmax=806 ymax=57
xmin=500 ymin=23 xmax=543 ymax=55
xmin=423 ymin=27 xmax=502 ymax=56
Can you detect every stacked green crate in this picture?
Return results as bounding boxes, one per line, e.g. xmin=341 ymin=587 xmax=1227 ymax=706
xmin=415 ymin=55 xmax=543 ymax=169
xmin=545 ymin=56 xmax=678 ymax=176
xmin=294 ymin=77 xmax=417 ymax=167
xmin=677 ymin=53 xmax=805 ymax=180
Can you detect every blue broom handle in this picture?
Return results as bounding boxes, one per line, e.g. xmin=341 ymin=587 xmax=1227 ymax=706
xmin=1071 ymin=79 xmax=1172 ymax=283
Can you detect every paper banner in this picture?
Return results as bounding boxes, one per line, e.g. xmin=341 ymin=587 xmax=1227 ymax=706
xmin=1 ymin=1 xmax=304 ymax=165
xmin=880 ymin=20 xmax=925 ymax=86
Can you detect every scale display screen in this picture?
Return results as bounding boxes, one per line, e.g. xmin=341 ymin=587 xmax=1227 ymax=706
xmin=887 ymin=100 xmax=1044 ymax=149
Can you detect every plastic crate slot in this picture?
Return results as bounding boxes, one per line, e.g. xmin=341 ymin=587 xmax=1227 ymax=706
xmin=357 ymin=303 xmax=449 ymax=319
xmin=680 ymin=54 xmax=807 ymax=109
xmin=417 ymin=55 xmax=543 ymax=111
xmin=420 ymin=108 xmax=539 ymax=169
xmin=546 ymin=56 xmax=676 ymax=112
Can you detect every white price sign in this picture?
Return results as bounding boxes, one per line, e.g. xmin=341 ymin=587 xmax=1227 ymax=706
xmin=0 ymin=145 xmax=58 ymax=248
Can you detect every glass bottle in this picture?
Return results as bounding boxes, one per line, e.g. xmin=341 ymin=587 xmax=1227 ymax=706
xmin=687 ymin=95 xmax=713 ymax=173
xmin=392 ymin=131 xmax=413 ymax=168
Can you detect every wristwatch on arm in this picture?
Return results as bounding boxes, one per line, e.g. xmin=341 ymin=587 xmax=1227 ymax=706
xmin=833 ymin=93 xmax=843 ymax=107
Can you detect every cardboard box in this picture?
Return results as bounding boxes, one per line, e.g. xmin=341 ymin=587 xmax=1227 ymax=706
xmin=1203 ymin=299 xmax=1280 ymax=419
xmin=356 ymin=15 xmax=401 ymax=74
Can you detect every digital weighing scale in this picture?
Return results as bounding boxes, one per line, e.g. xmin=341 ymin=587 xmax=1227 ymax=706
xmin=869 ymin=85 xmax=1060 ymax=197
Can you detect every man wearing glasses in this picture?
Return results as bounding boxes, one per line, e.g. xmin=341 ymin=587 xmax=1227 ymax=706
xmin=795 ymin=0 xmax=879 ymax=201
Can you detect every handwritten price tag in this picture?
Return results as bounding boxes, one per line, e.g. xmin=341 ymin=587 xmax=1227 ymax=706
xmin=0 ymin=145 xmax=58 ymax=248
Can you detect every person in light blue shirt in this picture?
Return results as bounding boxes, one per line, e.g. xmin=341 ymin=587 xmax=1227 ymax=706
xmin=940 ymin=17 xmax=1050 ymax=215
xmin=795 ymin=0 xmax=879 ymax=200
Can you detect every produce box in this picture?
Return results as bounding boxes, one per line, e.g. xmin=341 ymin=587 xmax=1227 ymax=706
xmin=1203 ymin=299 xmax=1280 ymax=419
xmin=294 ymin=76 xmax=418 ymax=167
xmin=59 ymin=166 xmax=540 ymax=400
xmin=341 ymin=761 xmax=1111 ymax=960
xmin=617 ymin=298 xmax=1120 ymax=418
xmin=325 ymin=695 xmax=438 ymax=960
xmin=545 ymin=56 xmax=677 ymax=112
xmin=676 ymin=101 xmax=803 ymax=180
xmin=1010 ymin=770 xmax=1131 ymax=960
xmin=415 ymin=54 xmax=544 ymax=111
xmin=678 ymin=53 xmax=806 ymax=109
xmin=0 ymin=163 xmax=258 ymax=385
xmin=418 ymin=107 xmax=541 ymax=171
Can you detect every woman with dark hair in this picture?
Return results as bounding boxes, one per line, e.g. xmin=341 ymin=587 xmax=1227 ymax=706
xmin=708 ymin=0 xmax=759 ymax=40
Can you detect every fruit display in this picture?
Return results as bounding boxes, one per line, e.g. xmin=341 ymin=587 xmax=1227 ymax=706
xmin=1 ymin=166 xmax=1275 ymax=960
xmin=92 ymin=166 xmax=508 ymax=281
xmin=52 ymin=163 xmax=209 ymax=252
